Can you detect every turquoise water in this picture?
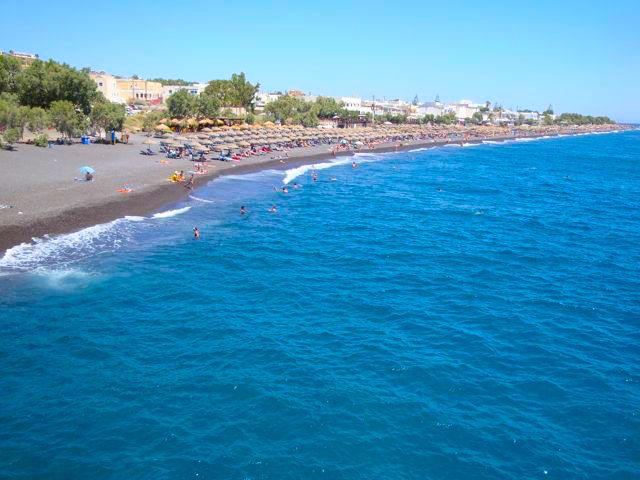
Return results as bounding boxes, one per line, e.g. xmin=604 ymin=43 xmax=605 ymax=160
xmin=1 ymin=131 xmax=639 ymax=479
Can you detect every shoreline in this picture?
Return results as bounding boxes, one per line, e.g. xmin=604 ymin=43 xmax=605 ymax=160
xmin=0 ymin=130 xmax=628 ymax=255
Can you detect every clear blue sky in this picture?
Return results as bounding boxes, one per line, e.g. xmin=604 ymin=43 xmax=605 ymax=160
xmin=2 ymin=0 xmax=639 ymax=122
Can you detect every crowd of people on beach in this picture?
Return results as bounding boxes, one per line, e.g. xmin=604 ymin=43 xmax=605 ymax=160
xmin=146 ymin=122 xmax=624 ymax=166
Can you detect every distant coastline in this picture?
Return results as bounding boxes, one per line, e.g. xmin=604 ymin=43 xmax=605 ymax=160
xmin=0 ymin=126 xmax=632 ymax=255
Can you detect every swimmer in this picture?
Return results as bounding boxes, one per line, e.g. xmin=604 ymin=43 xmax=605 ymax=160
xmin=193 ymin=227 xmax=200 ymax=240
xmin=352 ymin=161 xmax=358 ymax=168
xmin=293 ymin=182 xmax=302 ymax=189
xmin=240 ymin=206 xmax=247 ymax=215
xmin=437 ymin=188 xmax=443 ymax=192
xmin=270 ymin=205 xmax=277 ymax=213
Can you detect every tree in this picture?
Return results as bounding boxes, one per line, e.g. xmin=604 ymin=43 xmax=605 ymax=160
xmin=312 ymin=96 xmax=342 ymax=119
xmin=543 ymin=104 xmax=554 ymax=115
xmin=149 ymin=78 xmax=194 ymax=86
xmin=412 ymin=95 xmax=419 ymax=105
xmin=0 ymin=54 xmax=22 ymax=94
xmin=2 ymin=127 xmax=20 ymax=144
xmin=516 ymin=113 xmax=525 ymax=126
xmin=264 ymin=95 xmax=311 ymax=123
xmin=204 ymin=79 xmax=234 ymax=106
xmin=49 ymin=100 xmax=83 ymax=138
xmin=471 ymin=111 xmax=484 ymax=125
xmin=195 ymin=93 xmax=220 ymax=118
xmin=166 ymin=90 xmax=195 ymax=118
xmin=204 ymin=73 xmax=259 ymax=110
xmin=436 ymin=111 xmax=457 ymax=125
xmin=17 ymin=59 xmax=98 ymax=114
xmin=422 ymin=114 xmax=435 ymax=123
xmin=142 ymin=110 xmax=166 ymax=132
xmin=27 ymin=107 xmax=49 ymax=134
xmin=91 ymin=101 xmax=125 ymax=132
xmin=229 ymin=72 xmax=259 ymax=110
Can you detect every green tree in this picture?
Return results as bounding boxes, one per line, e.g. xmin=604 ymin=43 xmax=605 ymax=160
xmin=17 ymin=59 xmax=98 ymax=114
xmin=229 ymin=72 xmax=259 ymax=110
xmin=204 ymin=73 xmax=259 ymax=110
xmin=204 ymin=80 xmax=234 ymax=106
xmin=149 ymin=78 xmax=194 ymax=86
xmin=2 ymin=127 xmax=20 ymax=144
xmin=543 ymin=104 xmax=554 ymax=115
xmin=49 ymin=100 xmax=83 ymax=138
xmin=436 ymin=111 xmax=457 ymax=125
xmin=312 ymin=96 xmax=342 ymax=119
xmin=195 ymin=93 xmax=220 ymax=118
xmin=166 ymin=90 xmax=195 ymax=118
xmin=91 ymin=101 xmax=125 ymax=132
xmin=422 ymin=114 xmax=435 ymax=123
xmin=141 ymin=110 xmax=165 ymax=132
xmin=27 ymin=107 xmax=49 ymax=134
xmin=471 ymin=111 xmax=484 ymax=125
xmin=0 ymin=54 xmax=22 ymax=94
xmin=264 ymin=95 xmax=312 ymax=124
xmin=516 ymin=113 xmax=525 ymax=126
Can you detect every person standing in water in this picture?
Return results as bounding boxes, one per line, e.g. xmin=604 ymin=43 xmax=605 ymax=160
xmin=270 ymin=205 xmax=277 ymax=213
xmin=352 ymin=161 xmax=358 ymax=168
xmin=193 ymin=227 xmax=200 ymax=239
xmin=240 ymin=206 xmax=247 ymax=215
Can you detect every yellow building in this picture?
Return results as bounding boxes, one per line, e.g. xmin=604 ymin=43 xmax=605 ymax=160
xmin=90 ymin=72 xmax=125 ymax=103
xmin=116 ymin=78 xmax=163 ymax=103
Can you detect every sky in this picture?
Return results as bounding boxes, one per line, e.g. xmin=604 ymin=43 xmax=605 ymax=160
xmin=2 ymin=0 xmax=639 ymax=122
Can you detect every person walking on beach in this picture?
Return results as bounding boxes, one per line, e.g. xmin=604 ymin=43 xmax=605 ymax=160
xmin=193 ymin=227 xmax=200 ymax=240
xmin=185 ymin=174 xmax=195 ymax=190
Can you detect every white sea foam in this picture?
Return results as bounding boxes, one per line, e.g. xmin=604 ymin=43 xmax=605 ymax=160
xmin=33 ymin=268 xmax=97 ymax=291
xmin=482 ymin=140 xmax=500 ymax=145
xmin=124 ymin=216 xmax=145 ymax=222
xmin=515 ymin=137 xmax=537 ymax=142
xmin=189 ymin=195 xmax=216 ymax=203
xmin=462 ymin=142 xmax=480 ymax=147
xmin=151 ymin=206 xmax=191 ymax=219
xmin=0 ymin=218 xmax=129 ymax=272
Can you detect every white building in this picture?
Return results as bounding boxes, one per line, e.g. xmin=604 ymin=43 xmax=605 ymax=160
xmin=162 ymin=83 xmax=208 ymax=100
xmin=254 ymin=92 xmax=282 ymax=112
xmin=416 ymin=101 xmax=445 ymax=117
xmin=335 ymin=96 xmax=363 ymax=112
xmin=447 ymin=99 xmax=480 ymax=120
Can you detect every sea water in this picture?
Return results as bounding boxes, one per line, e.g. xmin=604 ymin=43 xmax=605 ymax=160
xmin=0 ymin=131 xmax=638 ymax=479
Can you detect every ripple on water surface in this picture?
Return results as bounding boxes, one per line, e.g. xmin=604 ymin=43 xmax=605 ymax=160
xmin=0 ymin=131 xmax=639 ymax=479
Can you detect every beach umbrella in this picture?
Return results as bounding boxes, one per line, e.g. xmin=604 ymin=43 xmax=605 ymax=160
xmin=79 ymin=166 xmax=95 ymax=174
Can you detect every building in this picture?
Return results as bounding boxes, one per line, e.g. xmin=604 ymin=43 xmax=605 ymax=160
xmin=1 ymin=50 xmax=38 ymax=63
xmin=116 ymin=78 xmax=163 ymax=104
xmin=90 ymin=72 xmax=125 ymax=104
xmin=448 ymin=99 xmax=480 ymax=120
xmin=254 ymin=92 xmax=282 ymax=112
xmin=416 ymin=101 xmax=445 ymax=118
xmin=162 ymin=83 xmax=208 ymax=99
xmin=335 ymin=96 xmax=363 ymax=112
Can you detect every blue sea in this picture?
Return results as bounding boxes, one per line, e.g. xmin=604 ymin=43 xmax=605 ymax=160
xmin=1 ymin=131 xmax=639 ymax=479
